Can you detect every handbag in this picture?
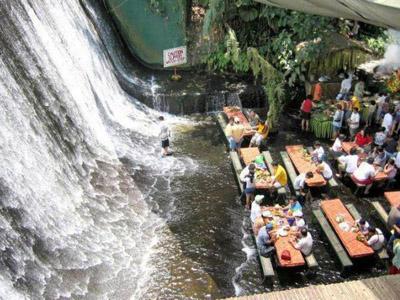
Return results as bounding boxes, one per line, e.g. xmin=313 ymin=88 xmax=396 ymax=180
xmin=281 ymin=250 xmax=291 ymax=261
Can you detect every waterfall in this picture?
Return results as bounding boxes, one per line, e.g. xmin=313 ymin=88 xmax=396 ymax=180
xmin=0 ymin=0 xmax=195 ymax=299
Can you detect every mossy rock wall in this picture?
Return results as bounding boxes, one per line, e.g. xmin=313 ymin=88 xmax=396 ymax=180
xmin=105 ymin=0 xmax=187 ymax=68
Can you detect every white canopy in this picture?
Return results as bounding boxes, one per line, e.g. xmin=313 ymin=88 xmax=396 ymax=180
xmin=255 ymin=0 xmax=400 ymax=29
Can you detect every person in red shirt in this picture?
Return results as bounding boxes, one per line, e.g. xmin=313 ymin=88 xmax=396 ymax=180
xmin=354 ymin=127 xmax=373 ymax=150
xmin=300 ymin=95 xmax=314 ymax=131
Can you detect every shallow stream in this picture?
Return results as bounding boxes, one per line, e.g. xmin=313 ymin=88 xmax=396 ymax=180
xmin=131 ymin=116 xmax=388 ymax=299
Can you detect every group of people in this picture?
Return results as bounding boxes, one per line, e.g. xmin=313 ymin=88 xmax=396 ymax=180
xmin=329 ymin=93 xmax=400 ymax=141
xmin=224 ymin=110 xmax=270 ymax=155
xmin=239 ymin=161 xmax=288 ymax=209
xmin=329 ymin=128 xmax=399 ymax=194
xmin=351 ymin=202 xmax=400 ymax=275
xmin=251 ymin=195 xmax=313 ymax=258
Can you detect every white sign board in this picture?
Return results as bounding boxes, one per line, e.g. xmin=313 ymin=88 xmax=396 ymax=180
xmin=163 ymin=46 xmax=187 ymax=68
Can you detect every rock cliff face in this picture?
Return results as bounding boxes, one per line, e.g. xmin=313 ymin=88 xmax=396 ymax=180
xmin=104 ymin=0 xmax=188 ymax=68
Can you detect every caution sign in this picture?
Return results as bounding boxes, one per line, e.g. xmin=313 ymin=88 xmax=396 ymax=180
xmin=163 ymin=46 xmax=187 ymax=68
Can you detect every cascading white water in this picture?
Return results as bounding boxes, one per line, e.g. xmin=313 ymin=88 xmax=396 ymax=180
xmin=0 ymin=0 xmax=196 ymax=299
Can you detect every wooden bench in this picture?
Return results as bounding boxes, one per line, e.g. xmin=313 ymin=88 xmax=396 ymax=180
xmin=280 ymin=151 xmax=301 ymax=197
xmin=306 ymin=146 xmax=339 ymax=188
xmin=258 ymin=250 xmax=275 ymax=279
xmin=371 ymin=201 xmax=389 ymax=225
xmin=313 ymin=209 xmax=353 ymax=269
xmin=262 ymin=151 xmax=286 ymax=198
xmin=251 ymin=228 xmax=275 ymax=279
xmin=346 ymin=203 xmax=389 ymax=261
xmin=304 ymin=253 xmax=318 ymax=269
xmin=230 ymin=151 xmax=243 ymax=194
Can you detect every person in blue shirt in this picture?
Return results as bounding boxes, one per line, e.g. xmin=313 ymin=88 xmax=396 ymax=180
xmin=284 ymin=198 xmax=302 ymax=213
xmin=256 ymin=223 xmax=275 ymax=257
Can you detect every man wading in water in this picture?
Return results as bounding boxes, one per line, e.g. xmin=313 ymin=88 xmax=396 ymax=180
xmin=158 ymin=116 xmax=171 ymax=157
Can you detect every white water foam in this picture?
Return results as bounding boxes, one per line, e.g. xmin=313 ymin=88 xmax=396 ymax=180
xmin=0 ymin=0 xmax=199 ymax=299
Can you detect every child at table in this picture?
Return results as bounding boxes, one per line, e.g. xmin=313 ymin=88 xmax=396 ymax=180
xmin=284 ymin=198 xmax=302 ymax=214
xmin=311 ymin=141 xmax=325 ymax=162
xmin=291 ymin=211 xmax=306 ymax=229
xmin=354 ymin=218 xmax=370 ymax=235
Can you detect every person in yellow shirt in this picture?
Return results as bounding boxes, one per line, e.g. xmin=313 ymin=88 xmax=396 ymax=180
xmin=351 ymin=95 xmax=361 ymax=111
xmin=249 ymin=120 xmax=269 ymax=147
xmin=225 ymin=117 xmax=245 ymax=154
xmin=271 ymin=161 xmax=288 ymax=189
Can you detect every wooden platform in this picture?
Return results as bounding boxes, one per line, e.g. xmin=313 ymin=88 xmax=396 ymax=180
xmin=224 ymin=274 xmax=400 ymax=300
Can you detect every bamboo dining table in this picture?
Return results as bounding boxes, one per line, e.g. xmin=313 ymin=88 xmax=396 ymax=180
xmin=320 ymin=199 xmax=374 ymax=258
xmin=223 ymin=107 xmax=253 ymax=136
xmin=261 ymin=207 xmax=305 ymax=268
xmin=384 ymin=191 xmax=400 ymax=207
xmin=285 ymin=145 xmax=326 ymax=186
xmin=240 ymin=147 xmax=273 ymax=189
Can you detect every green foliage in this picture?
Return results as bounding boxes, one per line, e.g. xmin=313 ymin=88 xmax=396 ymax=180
xmin=202 ymin=0 xmax=225 ymax=35
xmin=365 ymin=36 xmax=388 ymax=56
xmin=200 ymin=2 xmax=387 ymax=129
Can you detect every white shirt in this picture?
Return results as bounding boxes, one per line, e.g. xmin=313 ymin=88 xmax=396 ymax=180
xmin=374 ymin=131 xmax=387 ymax=146
xmin=239 ymin=166 xmax=251 ymax=182
xmin=340 ymin=78 xmax=352 ymax=93
xmin=382 ymin=113 xmax=393 ymax=131
xmin=295 ymin=232 xmax=313 ymax=255
xmin=294 ymin=218 xmax=306 ymax=229
xmin=294 ymin=173 xmax=306 ymax=190
xmin=349 ymin=112 xmax=360 ymax=129
xmin=355 ymin=219 xmax=370 ymax=234
xmin=312 ymin=147 xmax=325 ymax=160
xmin=159 ymin=123 xmax=170 ymax=140
xmin=376 ymin=96 xmax=385 ymax=107
xmin=331 ymin=138 xmax=342 ymax=152
xmin=353 ymin=162 xmax=375 ymax=181
xmin=250 ymin=202 xmax=261 ymax=223
xmin=244 ymin=175 xmax=256 ymax=189
xmin=367 ymin=228 xmax=385 ymax=251
xmin=395 ymin=152 xmax=400 ymax=169
xmin=321 ymin=161 xmax=333 ymax=179
xmin=338 ymin=154 xmax=359 ymax=174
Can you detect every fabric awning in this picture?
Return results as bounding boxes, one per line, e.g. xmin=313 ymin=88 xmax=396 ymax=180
xmin=255 ymin=0 xmax=400 ymax=29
